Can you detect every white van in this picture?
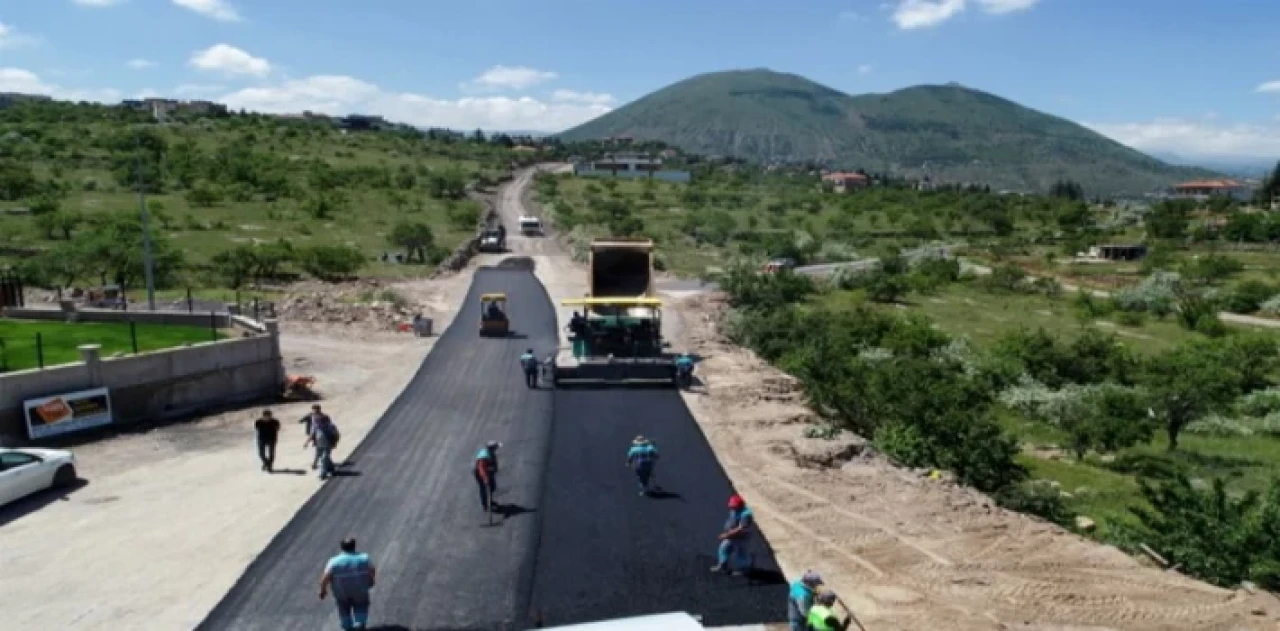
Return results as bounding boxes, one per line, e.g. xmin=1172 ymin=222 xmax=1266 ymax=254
xmin=519 ymin=215 xmax=543 ymax=236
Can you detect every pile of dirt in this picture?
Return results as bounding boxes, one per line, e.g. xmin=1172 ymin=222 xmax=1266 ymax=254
xmin=277 ymin=280 xmax=427 ymax=330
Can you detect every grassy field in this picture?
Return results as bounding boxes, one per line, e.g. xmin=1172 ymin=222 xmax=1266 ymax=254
xmin=820 ymin=281 xmax=1280 ymax=535
xmin=0 ymin=319 xmax=222 ymax=372
xmin=536 ymin=172 xmax=1085 ymax=278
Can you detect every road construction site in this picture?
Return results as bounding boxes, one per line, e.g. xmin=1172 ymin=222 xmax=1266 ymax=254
xmin=3 ymin=166 xmax=1278 ymax=630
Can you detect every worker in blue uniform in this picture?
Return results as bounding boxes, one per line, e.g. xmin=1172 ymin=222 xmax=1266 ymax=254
xmin=519 ymin=348 xmax=538 ymax=388
xmin=675 ymin=352 xmax=695 ymax=387
xmin=712 ymin=493 xmax=754 ymax=576
xmin=626 ymin=435 xmax=660 ymax=496
xmin=474 ymin=440 xmax=501 ymax=512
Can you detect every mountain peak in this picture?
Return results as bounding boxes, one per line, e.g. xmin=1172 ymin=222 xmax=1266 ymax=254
xmin=559 ymin=69 xmax=1215 ymax=196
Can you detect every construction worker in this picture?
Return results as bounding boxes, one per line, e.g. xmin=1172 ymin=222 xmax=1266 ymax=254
xmin=675 ymin=352 xmax=695 ymax=387
xmin=319 ymin=537 xmax=377 ymax=631
xmin=626 ymin=435 xmax=660 ymax=495
xmin=711 ymin=493 xmax=755 ymax=576
xmin=519 ymin=348 xmax=538 ymax=388
xmin=300 ymin=404 xmax=336 ymax=470
xmin=474 ymin=441 xmax=501 ymax=512
xmin=787 ymin=570 xmax=824 ymax=631
xmin=304 ymin=412 xmax=340 ymax=480
xmin=254 ymin=409 xmax=281 ymax=472
xmin=807 ymin=590 xmax=851 ymax=631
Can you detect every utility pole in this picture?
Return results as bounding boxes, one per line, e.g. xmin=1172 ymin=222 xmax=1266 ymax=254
xmin=135 ymin=132 xmax=157 ymax=311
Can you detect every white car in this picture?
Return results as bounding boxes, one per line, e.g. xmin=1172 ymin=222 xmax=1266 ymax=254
xmin=0 ymin=447 xmax=78 ymax=506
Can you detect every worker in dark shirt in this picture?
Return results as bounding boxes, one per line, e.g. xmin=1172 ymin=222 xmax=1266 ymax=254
xmin=254 ymin=409 xmax=281 ymax=472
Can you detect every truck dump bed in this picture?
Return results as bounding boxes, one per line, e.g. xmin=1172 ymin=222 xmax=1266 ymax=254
xmin=589 ymin=238 xmax=654 ymax=298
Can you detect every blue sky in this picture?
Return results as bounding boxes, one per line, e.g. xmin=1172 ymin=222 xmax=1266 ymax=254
xmin=2 ymin=0 xmax=1279 ymax=159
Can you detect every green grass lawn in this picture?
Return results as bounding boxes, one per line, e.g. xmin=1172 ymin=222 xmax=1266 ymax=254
xmin=0 ymin=319 xmax=221 ymax=372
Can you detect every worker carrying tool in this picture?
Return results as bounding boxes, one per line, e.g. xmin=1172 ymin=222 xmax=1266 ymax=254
xmin=807 ymin=590 xmax=855 ymax=631
xmin=787 ymin=570 xmax=824 ymax=631
xmin=626 ymin=435 xmax=660 ymax=496
xmin=519 ymin=348 xmax=538 ymax=388
xmin=675 ymin=352 xmax=695 ymax=388
xmin=711 ymin=493 xmax=754 ymax=576
xmin=474 ymin=441 xmax=501 ymax=513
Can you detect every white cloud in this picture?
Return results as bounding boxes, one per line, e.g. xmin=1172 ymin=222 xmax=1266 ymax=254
xmin=0 ymin=22 xmax=39 ymax=49
xmin=892 ymin=0 xmax=967 ymax=29
xmin=858 ymin=64 xmax=874 ymax=75
xmin=1086 ymin=118 xmax=1280 ymax=160
xmin=462 ymin=65 xmax=558 ymax=92
xmin=171 ymin=0 xmax=241 ymax=22
xmin=889 ymin=0 xmax=1038 ymax=29
xmin=551 ymin=90 xmax=617 ymax=106
xmin=72 ymin=0 xmax=126 ymax=6
xmin=219 ymin=75 xmax=611 ymax=132
xmin=189 ymin=44 xmax=271 ymax=77
xmin=127 ymin=58 xmax=157 ymax=70
xmin=1257 ymin=81 xmax=1280 ymax=94
xmin=0 ymin=67 xmax=120 ymax=103
xmin=975 ymin=0 xmax=1039 ymax=14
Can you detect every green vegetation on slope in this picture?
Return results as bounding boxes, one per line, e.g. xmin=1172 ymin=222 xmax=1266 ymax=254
xmin=558 ymin=69 xmax=1219 ymax=197
xmin=0 ymin=100 xmax=539 ymax=291
xmin=0 ymin=319 xmax=221 ymax=372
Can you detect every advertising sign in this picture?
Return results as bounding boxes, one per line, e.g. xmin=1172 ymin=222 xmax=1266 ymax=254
xmin=24 ymin=387 xmax=114 ymax=439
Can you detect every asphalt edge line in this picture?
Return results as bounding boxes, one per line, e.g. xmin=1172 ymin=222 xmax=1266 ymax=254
xmin=194 ymin=272 xmax=488 ymax=630
xmin=506 ymin=262 xmax=562 ymax=631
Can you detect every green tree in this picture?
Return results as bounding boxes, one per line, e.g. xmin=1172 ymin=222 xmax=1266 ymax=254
xmin=426 ymin=168 xmax=467 ymax=200
xmin=297 ymin=245 xmax=364 ymax=281
xmin=1146 ymin=200 xmax=1193 ymax=240
xmin=1142 ymin=342 xmax=1243 ymax=450
xmin=210 ymin=246 xmax=257 ymax=289
xmin=388 ymin=221 xmax=436 ymax=263
xmin=303 ymin=190 xmax=348 ymax=219
xmin=186 ymin=181 xmax=222 ymax=208
xmin=0 ymin=159 xmax=40 ymax=200
xmin=1131 ymin=476 xmax=1280 ymax=589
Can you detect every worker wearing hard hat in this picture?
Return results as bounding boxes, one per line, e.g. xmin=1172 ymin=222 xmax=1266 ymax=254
xmin=626 ymin=435 xmax=660 ymax=496
xmin=787 ymin=570 xmax=824 ymax=631
xmin=474 ymin=441 xmax=501 ymax=513
xmin=807 ymin=590 xmax=852 ymax=631
xmin=711 ymin=493 xmax=754 ymax=576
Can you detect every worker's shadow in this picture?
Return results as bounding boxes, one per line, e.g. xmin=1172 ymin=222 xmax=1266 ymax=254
xmin=494 ymin=502 xmax=537 ymax=520
xmin=645 ymin=489 xmax=683 ymax=500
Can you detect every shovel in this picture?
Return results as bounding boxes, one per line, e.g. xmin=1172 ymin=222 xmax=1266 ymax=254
xmin=835 ymin=596 xmax=869 ymax=631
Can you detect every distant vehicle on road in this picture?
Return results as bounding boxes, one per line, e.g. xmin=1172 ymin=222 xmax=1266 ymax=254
xmin=761 ymin=258 xmax=796 ymax=274
xmin=519 ymin=215 xmax=543 ymax=236
xmin=478 ymin=227 xmax=506 ymax=253
xmin=0 ymin=447 xmax=77 ymax=506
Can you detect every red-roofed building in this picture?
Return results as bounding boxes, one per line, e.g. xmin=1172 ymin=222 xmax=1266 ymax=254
xmin=1172 ymin=179 xmax=1252 ymax=201
xmin=823 ymin=171 xmax=870 ymax=193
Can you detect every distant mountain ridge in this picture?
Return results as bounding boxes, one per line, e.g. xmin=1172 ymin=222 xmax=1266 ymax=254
xmin=558 ymin=69 xmax=1220 ymax=197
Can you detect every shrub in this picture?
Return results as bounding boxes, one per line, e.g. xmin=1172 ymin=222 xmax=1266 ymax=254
xmin=1114 ymin=310 xmax=1146 ymax=327
xmin=1236 ymin=388 xmax=1280 ymax=418
xmin=1224 ymin=280 xmax=1277 ymax=314
xmin=994 ymin=480 xmax=1077 ymax=528
xmin=1114 ymin=271 xmax=1180 ymax=314
xmin=296 ymin=245 xmax=365 ymax=281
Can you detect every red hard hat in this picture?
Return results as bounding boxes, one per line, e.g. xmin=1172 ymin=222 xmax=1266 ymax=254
xmin=727 ymin=494 xmax=745 ymax=509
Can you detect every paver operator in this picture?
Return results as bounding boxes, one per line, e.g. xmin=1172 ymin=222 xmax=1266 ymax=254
xmin=807 ymin=590 xmax=853 ymax=631
xmin=712 ymin=493 xmax=755 ymax=576
xmin=626 ymin=435 xmax=660 ymax=496
xmin=519 ymin=348 xmax=538 ymax=388
xmin=319 ymin=537 xmax=377 ymax=631
xmin=474 ymin=440 xmax=502 ymax=512
xmin=254 ymin=409 xmax=281 ymax=472
xmin=788 ymin=570 xmax=824 ymax=631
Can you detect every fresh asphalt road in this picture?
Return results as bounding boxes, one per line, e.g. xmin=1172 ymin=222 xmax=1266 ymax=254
xmin=200 ymin=263 xmax=787 ymax=630
xmin=199 ymin=265 xmax=559 ymax=631
xmin=531 ymin=389 xmax=788 ymax=628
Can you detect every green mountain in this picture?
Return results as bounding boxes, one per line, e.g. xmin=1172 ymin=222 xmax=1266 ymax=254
xmin=558 ymin=69 xmax=1217 ymax=197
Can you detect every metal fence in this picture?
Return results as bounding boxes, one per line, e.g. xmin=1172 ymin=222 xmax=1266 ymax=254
xmin=0 ymin=318 xmax=222 ymax=373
